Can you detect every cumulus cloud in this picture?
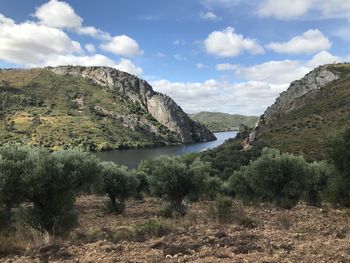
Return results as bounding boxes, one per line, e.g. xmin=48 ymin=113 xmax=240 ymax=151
xmin=266 ymin=29 xmax=331 ymax=55
xmin=32 ymin=54 xmax=143 ymax=75
xmin=258 ymin=0 xmax=350 ymax=20
xmin=307 ymin=51 xmax=343 ymax=68
xmin=85 ymin=44 xmax=96 ymax=53
xmin=100 ymin=35 xmax=143 ymax=57
xmin=35 ymin=0 xmax=82 ymax=28
xmin=200 ymin=11 xmax=221 ymax=21
xmin=204 ymin=27 xmax=264 ymax=57
xmin=216 ymin=63 xmax=237 ymax=71
xmin=258 ymin=0 xmax=312 ymax=19
xmin=0 ymin=15 xmax=81 ymax=64
xmin=236 ymin=60 xmax=309 ymax=84
xmin=151 ymin=79 xmax=286 ymax=115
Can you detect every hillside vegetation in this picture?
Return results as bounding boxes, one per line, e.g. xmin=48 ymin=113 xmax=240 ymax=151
xmin=255 ymin=64 xmax=350 ymax=160
xmin=190 ymin=112 xmax=258 ymax=132
xmin=0 ymin=68 xmax=214 ymax=151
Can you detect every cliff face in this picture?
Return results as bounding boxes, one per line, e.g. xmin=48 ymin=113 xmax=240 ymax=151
xmin=261 ymin=65 xmax=339 ymax=125
xmin=249 ymin=64 xmax=350 ymax=160
xmin=50 ymin=66 xmax=215 ymax=144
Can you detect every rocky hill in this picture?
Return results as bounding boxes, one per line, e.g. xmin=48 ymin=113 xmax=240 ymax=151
xmin=0 ymin=66 xmax=215 ymax=150
xmin=251 ymin=63 xmax=350 ymax=160
xmin=190 ymin=111 xmax=258 ymax=132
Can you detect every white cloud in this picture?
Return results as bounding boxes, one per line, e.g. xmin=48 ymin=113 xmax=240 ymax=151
xmin=100 ymin=35 xmax=143 ymax=57
xmin=216 ymin=63 xmax=237 ymax=71
xmin=0 ymin=16 xmax=81 ymax=64
xmin=236 ymin=60 xmax=309 ymax=84
xmin=173 ymin=39 xmax=186 ymax=46
xmin=196 ymin=63 xmax=207 ymax=69
xmin=35 ymin=0 xmax=82 ymax=28
xmin=156 ymin=52 xmax=166 ymax=58
xmin=114 ymin=58 xmax=143 ymax=75
xmin=33 ymin=54 xmax=143 ymax=76
xmin=151 ymin=78 xmax=286 ymax=115
xmin=174 ymin=54 xmax=187 ymax=61
xmin=266 ymin=29 xmax=331 ymax=55
xmin=85 ymin=44 xmax=96 ymax=53
xmin=204 ymin=27 xmax=264 ymax=57
xmin=200 ymin=11 xmax=221 ymax=21
xmin=258 ymin=0 xmax=313 ymax=19
xmin=307 ymin=51 xmax=343 ymax=68
xmin=76 ymin=26 xmax=111 ymax=40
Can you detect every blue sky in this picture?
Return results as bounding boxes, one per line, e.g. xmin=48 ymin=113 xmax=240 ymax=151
xmin=0 ymin=0 xmax=349 ymax=115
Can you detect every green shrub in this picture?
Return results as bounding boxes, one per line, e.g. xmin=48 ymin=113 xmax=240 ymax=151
xmin=22 ymin=148 xmax=99 ymax=235
xmin=0 ymin=145 xmax=29 ymax=228
xmin=305 ymin=161 xmax=336 ymax=206
xmin=129 ymin=170 xmax=148 ymax=200
xmin=147 ymin=156 xmax=208 ymax=216
xmin=326 ymin=127 xmax=350 ymax=207
xmin=205 ymin=176 xmax=224 ymax=200
xmin=99 ymin=162 xmax=138 ymax=214
xmin=229 ymin=148 xmax=309 ymax=208
xmin=212 ymin=195 xmax=233 ymax=223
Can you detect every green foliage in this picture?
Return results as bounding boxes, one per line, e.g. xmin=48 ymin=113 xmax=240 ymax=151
xmin=190 ymin=112 xmax=258 ymax=132
xmin=129 ymin=170 xmax=148 ymax=200
xmin=229 ymin=148 xmax=310 ymax=208
xmin=205 ymin=176 xmax=224 ymax=200
xmin=146 ymin=156 xmax=209 ymax=216
xmin=201 ymin=138 xmax=264 ymax=180
xmin=212 ymin=195 xmax=233 ymax=223
xmin=99 ymin=162 xmax=139 ymax=214
xmin=0 ymin=145 xmax=99 ymax=235
xmin=326 ymin=127 xmax=350 ymax=207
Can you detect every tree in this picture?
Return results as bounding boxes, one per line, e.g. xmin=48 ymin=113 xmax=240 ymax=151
xmin=229 ymin=148 xmax=309 ymax=208
xmin=326 ymin=127 xmax=350 ymax=206
xmin=147 ymin=156 xmax=208 ymax=216
xmin=99 ymin=162 xmax=138 ymax=214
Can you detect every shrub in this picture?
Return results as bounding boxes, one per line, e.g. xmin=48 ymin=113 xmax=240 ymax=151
xmin=326 ymin=127 xmax=350 ymax=207
xmin=147 ymin=156 xmax=208 ymax=216
xmin=99 ymin=162 xmax=138 ymax=214
xmin=229 ymin=148 xmax=309 ymax=208
xmin=211 ymin=195 xmax=233 ymax=223
xmin=205 ymin=176 xmax=224 ymax=200
xmin=0 ymin=145 xmax=29 ymax=229
xmin=129 ymin=170 xmax=148 ymax=200
xmin=305 ymin=161 xmax=336 ymax=206
xmin=22 ymin=148 xmax=99 ymax=235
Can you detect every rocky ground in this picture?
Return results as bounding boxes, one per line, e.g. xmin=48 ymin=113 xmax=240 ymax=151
xmin=2 ymin=195 xmax=350 ymax=263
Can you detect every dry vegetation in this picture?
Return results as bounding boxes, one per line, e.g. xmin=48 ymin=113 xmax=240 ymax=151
xmin=2 ymin=195 xmax=350 ymax=263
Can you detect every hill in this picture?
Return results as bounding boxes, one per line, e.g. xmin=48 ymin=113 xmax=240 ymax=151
xmin=190 ymin=112 xmax=258 ymax=132
xmin=0 ymin=66 xmax=215 ymax=151
xmin=251 ymin=63 xmax=350 ymax=160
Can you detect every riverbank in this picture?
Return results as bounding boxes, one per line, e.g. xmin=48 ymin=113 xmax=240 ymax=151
xmin=3 ymin=195 xmax=350 ymax=263
xmin=96 ymin=131 xmax=237 ymax=168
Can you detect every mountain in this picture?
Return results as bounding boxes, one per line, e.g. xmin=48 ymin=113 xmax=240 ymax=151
xmin=190 ymin=112 xmax=258 ymax=132
xmin=250 ymin=63 xmax=350 ymax=160
xmin=0 ymin=66 xmax=215 ymax=151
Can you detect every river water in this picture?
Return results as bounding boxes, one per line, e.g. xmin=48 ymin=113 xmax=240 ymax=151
xmin=96 ymin=131 xmax=237 ymax=168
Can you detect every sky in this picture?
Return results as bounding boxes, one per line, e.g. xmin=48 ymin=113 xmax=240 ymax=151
xmin=0 ymin=0 xmax=349 ymax=115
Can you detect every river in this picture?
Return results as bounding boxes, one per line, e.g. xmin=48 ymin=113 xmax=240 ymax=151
xmin=96 ymin=131 xmax=237 ymax=168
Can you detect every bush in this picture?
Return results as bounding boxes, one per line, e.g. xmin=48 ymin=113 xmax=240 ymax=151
xmin=129 ymin=170 xmax=148 ymax=200
xmin=147 ymin=156 xmax=208 ymax=216
xmin=205 ymin=176 xmax=224 ymax=200
xmin=229 ymin=148 xmax=309 ymax=208
xmin=22 ymin=148 xmax=99 ymax=235
xmin=326 ymin=127 xmax=350 ymax=207
xmin=209 ymin=195 xmax=233 ymax=223
xmin=304 ymin=161 xmax=336 ymax=206
xmin=99 ymin=162 xmax=138 ymax=214
xmin=0 ymin=145 xmax=29 ymax=229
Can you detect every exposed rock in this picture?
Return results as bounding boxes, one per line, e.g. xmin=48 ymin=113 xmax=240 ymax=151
xmin=261 ymin=65 xmax=339 ymax=125
xmin=50 ymin=66 xmax=216 ymax=143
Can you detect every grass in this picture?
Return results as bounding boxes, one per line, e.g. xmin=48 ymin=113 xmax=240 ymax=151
xmin=0 ymin=69 xmax=181 ymax=150
xmin=257 ymin=64 xmax=350 ymax=160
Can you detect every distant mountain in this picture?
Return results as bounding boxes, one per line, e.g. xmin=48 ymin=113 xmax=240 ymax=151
xmin=190 ymin=111 xmax=258 ymax=132
xmin=250 ymin=63 xmax=350 ymax=160
xmin=0 ymin=66 xmax=215 ymax=151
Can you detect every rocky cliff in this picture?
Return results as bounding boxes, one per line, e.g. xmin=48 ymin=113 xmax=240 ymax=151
xmin=248 ymin=63 xmax=350 ymax=159
xmin=49 ymin=66 xmax=216 ymax=144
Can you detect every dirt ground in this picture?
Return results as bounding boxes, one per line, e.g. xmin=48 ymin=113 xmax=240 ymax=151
xmin=2 ymin=195 xmax=350 ymax=263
